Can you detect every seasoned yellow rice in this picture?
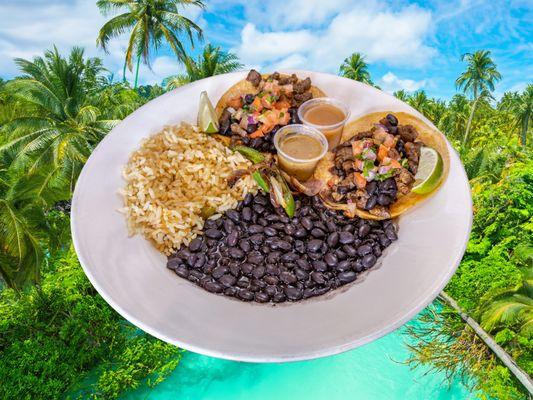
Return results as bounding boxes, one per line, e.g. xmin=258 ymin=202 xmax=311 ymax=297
xmin=120 ymin=123 xmax=256 ymax=255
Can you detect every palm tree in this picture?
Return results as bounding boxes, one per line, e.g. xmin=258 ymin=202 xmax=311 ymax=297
xmin=499 ymin=85 xmax=532 ymax=147
xmin=339 ymin=53 xmax=373 ymax=85
xmin=163 ymin=44 xmax=242 ymax=90
xmin=0 ymin=47 xmax=116 ymax=194
xmin=440 ymin=94 xmax=471 ymax=141
xmin=478 ymin=276 xmax=533 ymax=337
xmin=406 ymin=90 xmax=432 ymax=116
xmin=456 ymin=50 xmax=502 ymax=148
xmin=96 ymin=0 xmax=205 ymax=88
xmin=393 ymin=90 xmax=409 ymax=102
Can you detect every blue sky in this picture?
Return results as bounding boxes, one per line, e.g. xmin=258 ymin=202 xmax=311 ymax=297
xmin=0 ymin=0 xmax=531 ymax=99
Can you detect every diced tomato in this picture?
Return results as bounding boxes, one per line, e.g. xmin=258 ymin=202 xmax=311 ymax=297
xmin=354 ymin=159 xmax=364 ymax=171
xmin=389 ymin=159 xmax=402 ymax=169
xmin=275 ymin=99 xmax=291 ymax=110
xmin=278 ymin=109 xmax=290 ymax=125
xmin=377 ymin=144 xmax=389 ymax=162
xmin=383 ymin=134 xmax=395 ymax=148
xmin=354 ymin=172 xmax=367 ymax=189
xmin=352 ymin=140 xmax=364 ymax=156
xmin=249 ymin=128 xmax=266 ymax=138
xmin=261 ymin=96 xmax=274 ymax=109
xmin=251 ymin=96 xmax=263 ymax=112
xmin=228 ymin=96 xmax=243 ymax=109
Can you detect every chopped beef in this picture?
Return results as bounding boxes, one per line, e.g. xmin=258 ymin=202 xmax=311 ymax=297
xmin=219 ymin=108 xmax=232 ymax=135
xmin=397 ymin=124 xmax=418 ymax=142
xmin=342 ymin=160 xmax=354 ymax=172
xmin=270 ymin=71 xmax=280 ymax=80
xmin=331 ymin=191 xmax=345 ymax=202
xmin=404 ymin=142 xmax=421 ymax=174
xmin=293 ymin=77 xmax=311 ymax=94
xmin=293 ymin=91 xmax=313 ymax=106
xmin=351 ymin=130 xmax=374 ymax=141
xmin=230 ymin=123 xmax=247 ymax=137
xmin=388 ymin=148 xmax=401 ymax=160
xmin=246 ymin=69 xmax=262 ymax=87
xmin=369 ymin=206 xmax=390 ymax=219
xmin=348 ymin=189 xmax=369 ymax=209
xmin=339 ymin=173 xmax=357 ymax=188
xmin=395 ymin=168 xmax=415 ymax=195
xmin=288 ymin=74 xmax=299 ymax=84
xmin=335 ymin=146 xmax=353 ymax=163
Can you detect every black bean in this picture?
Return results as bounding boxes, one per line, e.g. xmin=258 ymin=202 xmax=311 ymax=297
xmin=239 ymin=240 xmax=251 ymax=252
xmin=175 ymin=266 xmax=189 ymax=278
xmin=266 ymin=264 xmax=280 ymax=276
xmin=357 ymin=244 xmax=373 ymax=256
xmin=204 ymin=281 xmax=223 ymax=293
xmin=377 ymin=194 xmax=392 ymax=206
xmin=205 ymin=229 xmax=223 ymax=239
xmin=284 ymin=224 xmax=296 ymax=236
xmin=255 ymin=292 xmax=270 ymax=303
xmin=280 ymin=271 xmax=297 ymax=285
xmin=366 ymin=180 xmax=378 ymax=196
xmin=248 ymin=224 xmax=264 ymax=234
xmin=194 ymin=254 xmax=206 ymax=268
xmin=186 ymin=253 xmax=198 ymax=268
xmin=336 ymin=260 xmax=351 ymax=272
xmin=326 ymin=221 xmax=337 ymax=232
xmin=253 ymin=204 xmax=265 ymax=215
xmin=294 ymin=268 xmax=309 ymax=281
xmin=254 ymin=195 xmax=268 ymax=205
xmin=242 ymin=207 xmax=252 ymax=221
xmin=386 ymin=113 xmax=398 ymax=126
xmin=327 ymin=232 xmax=339 ymax=247
xmin=226 ymin=230 xmax=239 ymax=247
xmin=238 ymin=289 xmax=254 ymax=301
xmin=385 ymin=226 xmax=398 ymax=241
xmin=189 ymin=238 xmax=202 ymax=252
xmin=362 ymin=254 xmax=377 ymax=269
xmin=284 ymin=286 xmax=303 ymax=301
xmin=219 ymin=274 xmax=237 ymax=287
xmin=338 ymin=271 xmax=357 ymax=284
xmin=273 ymin=292 xmax=287 ymax=303
xmin=324 ymin=253 xmax=338 ymax=267
xmin=264 ymin=227 xmax=277 ymax=236
xmin=226 ymin=210 xmax=240 ymax=223
xmin=312 ymin=260 xmax=328 ymax=272
xmin=358 ymin=224 xmax=371 ymax=238
xmin=339 ymin=231 xmax=355 ymax=245
xmin=252 ymin=265 xmax=266 ymax=279
xmin=311 ymin=228 xmax=325 ymax=238
xmin=267 ymin=252 xmax=281 ymax=264
xmin=311 ymin=271 xmax=326 ymax=284
xmin=263 ymin=275 xmax=278 ymax=285
xmin=241 ymin=263 xmax=254 ymax=275
xmin=248 ymin=253 xmax=263 ymax=265
xmin=296 ymin=259 xmax=311 ymax=270
xmin=228 ymin=247 xmax=244 ymax=260
xmin=249 ymin=234 xmax=264 ymax=245
xmin=277 ymin=241 xmax=292 ymax=251
xmin=343 ymin=245 xmax=357 ymax=257
xmin=301 ymin=217 xmax=313 ymax=230
xmin=365 ymin=195 xmax=377 ymax=210
xmin=307 ymin=239 xmax=323 ymax=252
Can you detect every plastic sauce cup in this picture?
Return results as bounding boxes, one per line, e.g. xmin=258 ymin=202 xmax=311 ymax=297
xmin=273 ymin=124 xmax=328 ymax=181
xmin=297 ymin=98 xmax=351 ymax=150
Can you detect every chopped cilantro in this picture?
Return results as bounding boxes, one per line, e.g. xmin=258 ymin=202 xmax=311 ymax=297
xmin=279 ymin=112 xmax=285 ymax=117
xmin=401 ymin=158 xmax=409 ymax=167
xmin=362 ymin=160 xmax=375 ymax=177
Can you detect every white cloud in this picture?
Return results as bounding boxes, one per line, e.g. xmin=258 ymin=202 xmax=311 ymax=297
xmin=0 ymin=0 xmax=203 ymax=85
xmin=379 ymin=72 xmax=427 ymax=93
xmin=235 ymin=3 xmax=436 ymax=72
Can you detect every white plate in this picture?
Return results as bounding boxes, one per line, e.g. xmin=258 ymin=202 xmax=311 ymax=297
xmin=72 ymin=71 xmax=472 ymax=362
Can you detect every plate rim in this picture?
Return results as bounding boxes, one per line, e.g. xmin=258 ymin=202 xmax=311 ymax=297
xmin=71 ymin=70 xmax=473 ymax=362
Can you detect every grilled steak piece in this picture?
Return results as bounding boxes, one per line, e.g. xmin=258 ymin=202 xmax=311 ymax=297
xmin=246 ymin=69 xmax=262 ymax=87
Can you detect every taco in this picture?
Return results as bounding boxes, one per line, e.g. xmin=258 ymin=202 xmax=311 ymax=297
xmin=216 ymin=70 xmax=326 ymax=152
xmin=313 ymin=111 xmax=450 ymax=220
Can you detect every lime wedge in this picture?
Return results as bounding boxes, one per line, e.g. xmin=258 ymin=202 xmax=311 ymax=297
xmin=411 ymin=147 xmax=443 ymax=195
xmin=197 ymin=91 xmax=219 ymax=133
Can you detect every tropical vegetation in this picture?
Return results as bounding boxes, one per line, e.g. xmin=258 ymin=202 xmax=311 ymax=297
xmin=0 ymin=8 xmax=531 ymax=399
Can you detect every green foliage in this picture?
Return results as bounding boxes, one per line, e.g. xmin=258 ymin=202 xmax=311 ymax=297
xmin=339 ymin=53 xmax=374 ymax=85
xmin=0 ymin=247 xmax=181 ymax=400
xmin=96 ymin=0 xmax=205 ymax=87
xmin=163 ymin=44 xmax=243 ymax=90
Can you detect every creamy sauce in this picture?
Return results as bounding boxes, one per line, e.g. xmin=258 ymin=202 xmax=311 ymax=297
xmin=279 ymin=134 xmax=323 ymax=160
xmin=304 ymin=104 xmax=346 ymax=126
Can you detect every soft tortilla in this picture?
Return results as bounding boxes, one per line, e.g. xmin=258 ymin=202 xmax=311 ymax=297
xmin=215 ymin=73 xmax=326 ymax=118
xmin=314 ymin=111 xmax=450 ymax=220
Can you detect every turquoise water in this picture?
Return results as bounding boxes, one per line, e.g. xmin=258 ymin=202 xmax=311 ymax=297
xmin=125 ymin=324 xmax=475 ymax=400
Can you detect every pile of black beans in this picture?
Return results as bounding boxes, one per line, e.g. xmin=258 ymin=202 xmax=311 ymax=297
xmin=167 ymin=193 xmax=397 ymax=303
